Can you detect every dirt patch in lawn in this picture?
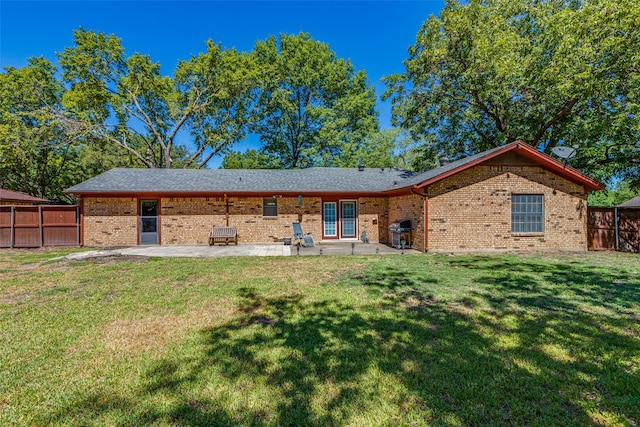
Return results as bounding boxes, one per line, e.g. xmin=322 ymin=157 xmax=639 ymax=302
xmin=0 ymin=292 xmax=30 ymax=304
xmin=70 ymin=254 xmax=150 ymax=264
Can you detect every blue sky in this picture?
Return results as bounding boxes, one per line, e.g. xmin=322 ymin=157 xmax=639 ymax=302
xmin=1 ymin=0 xmax=445 ymax=166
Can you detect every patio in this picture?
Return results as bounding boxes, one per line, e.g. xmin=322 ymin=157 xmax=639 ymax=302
xmin=63 ymin=241 xmax=421 ymax=261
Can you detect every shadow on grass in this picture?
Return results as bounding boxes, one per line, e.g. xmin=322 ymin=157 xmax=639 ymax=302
xmin=45 ymin=256 xmax=640 ymax=426
xmin=446 ymin=256 xmax=640 ymax=312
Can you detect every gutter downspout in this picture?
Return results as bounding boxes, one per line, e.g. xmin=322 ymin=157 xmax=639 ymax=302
xmin=411 ymin=186 xmax=429 ymax=252
xmin=79 ymin=197 xmax=84 ymax=247
xmin=225 ymin=193 xmax=229 ymax=226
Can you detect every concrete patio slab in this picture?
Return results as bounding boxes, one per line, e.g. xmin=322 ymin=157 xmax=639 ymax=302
xmin=63 ymin=242 xmax=419 ymax=261
xmin=291 ymin=241 xmax=421 ymax=256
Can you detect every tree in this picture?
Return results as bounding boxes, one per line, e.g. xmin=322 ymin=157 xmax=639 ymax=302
xmin=221 ymin=149 xmax=281 ymax=169
xmin=0 ymin=58 xmax=147 ymax=201
xmin=0 ymin=58 xmax=83 ymax=201
xmin=384 ymin=0 xmax=640 ymax=187
xmin=328 ymin=128 xmax=396 ymax=169
xmin=251 ymin=33 xmax=379 ymax=168
xmin=588 ymin=180 xmax=639 ymax=207
xmin=57 ymin=28 xmax=256 ymax=169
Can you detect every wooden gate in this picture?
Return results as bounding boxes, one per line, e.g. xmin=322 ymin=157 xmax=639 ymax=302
xmin=0 ymin=205 xmax=80 ymax=248
xmin=588 ymin=207 xmax=640 ymax=253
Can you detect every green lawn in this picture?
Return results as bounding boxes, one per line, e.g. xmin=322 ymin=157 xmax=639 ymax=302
xmin=1 ymin=250 xmax=638 ymax=426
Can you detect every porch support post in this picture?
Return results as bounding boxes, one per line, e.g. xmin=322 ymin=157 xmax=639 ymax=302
xmin=225 ymin=193 xmax=229 ymax=226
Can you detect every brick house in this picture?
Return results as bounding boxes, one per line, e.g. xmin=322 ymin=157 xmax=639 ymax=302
xmin=65 ymin=142 xmax=604 ymax=251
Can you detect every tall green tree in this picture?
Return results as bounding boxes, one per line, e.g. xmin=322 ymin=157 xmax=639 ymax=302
xmin=0 ymin=58 xmax=82 ymax=201
xmin=221 ymin=149 xmax=281 ymax=169
xmin=0 ymin=58 xmax=143 ymax=201
xmin=252 ymin=33 xmax=379 ymax=168
xmin=328 ymin=128 xmax=396 ymax=168
xmin=58 ymin=28 xmax=256 ymax=169
xmin=384 ymin=0 xmax=640 ymax=187
xmin=588 ymin=180 xmax=639 ymax=207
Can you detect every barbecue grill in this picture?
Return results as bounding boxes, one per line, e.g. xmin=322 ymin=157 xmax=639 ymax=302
xmin=389 ymin=219 xmax=413 ymax=248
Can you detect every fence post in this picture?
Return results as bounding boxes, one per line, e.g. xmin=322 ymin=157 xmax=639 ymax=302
xmin=10 ymin=206 xmax=14 ymax=249
xmin=39 ymin=205 xmax=43 ymax=248
xmin=76 ymin=206 xmax=81 ymax=247
xmin=614 ymin=207 xmax=619 ymax=252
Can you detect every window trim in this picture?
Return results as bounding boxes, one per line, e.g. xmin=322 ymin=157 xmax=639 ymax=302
xmin=262 ymin=197 xmax=278 ymax=217
xmin=511 ymin=194 xmax=544 ymax=235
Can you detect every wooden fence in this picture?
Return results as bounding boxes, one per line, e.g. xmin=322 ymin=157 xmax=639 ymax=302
xmin=588 ymin=207 xmax=640 ymax=253
xmin=0 ymin=205 xmax=80 ymax=248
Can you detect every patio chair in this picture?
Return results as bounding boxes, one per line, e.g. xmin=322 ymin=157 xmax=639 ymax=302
xmin=292 ymin=222 xmax=314 ymax=247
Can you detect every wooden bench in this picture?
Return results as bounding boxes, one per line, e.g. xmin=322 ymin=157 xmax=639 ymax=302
xmin=208 ymin=226 xmax=237 ymax=246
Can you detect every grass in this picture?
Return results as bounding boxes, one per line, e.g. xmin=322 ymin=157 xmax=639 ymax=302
xmin=0 ymin=249 xmax=638 ymax=426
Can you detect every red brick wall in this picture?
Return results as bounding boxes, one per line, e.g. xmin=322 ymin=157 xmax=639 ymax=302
xmin=227 ymin=196 xmax=321 ymax=243
xmin=82 ymin=195 xmax=390 ymax=246
xmin=83 ymin=197 xmax=138 ymax=247
xmin=389 ymin=194 xmax=426 ymax=250
xmin=359 ymin=197 xmax=389 ymax=243
xmin=426 ymin=165 xmax=588 ymax=251
xmin=162 ymin=196 xmax=389 ymax=244
xmin=161 ymin=197 xmax=226 ymax=244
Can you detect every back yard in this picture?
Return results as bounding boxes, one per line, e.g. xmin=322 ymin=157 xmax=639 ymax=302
xmin=0 ymin=250 xmax=638 ymax=426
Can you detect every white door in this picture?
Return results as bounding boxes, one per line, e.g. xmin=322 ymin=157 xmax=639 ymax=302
xmin=340 ymin=201 xmax=357 ymax=238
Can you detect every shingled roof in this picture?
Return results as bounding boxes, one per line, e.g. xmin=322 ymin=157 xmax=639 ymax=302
xmin=618 ymin=196 xmax=640 ymax=208
xmin=65 ymin=142 xmax=604 ymax=195
xmin=0 ymin=188 xmax=49 ymax=204
xmin=66 ymin=167 xmax=419 ymax=195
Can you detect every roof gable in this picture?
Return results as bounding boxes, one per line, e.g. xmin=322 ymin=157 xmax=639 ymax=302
xmin=404 ymin=142 xmax=604 ymax=191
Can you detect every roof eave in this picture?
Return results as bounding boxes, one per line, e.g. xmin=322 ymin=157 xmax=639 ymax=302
xmin=65 ymin=190 xmax=388 ymax=198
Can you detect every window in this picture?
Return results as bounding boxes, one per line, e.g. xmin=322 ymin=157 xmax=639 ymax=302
xmin=263 ymin=197 xmax=277 ymax=217
xmin=511 ymin=195 xmax=544 ymax=233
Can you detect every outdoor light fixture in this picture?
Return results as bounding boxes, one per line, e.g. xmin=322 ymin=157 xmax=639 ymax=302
xmin=351 ymin=242 xmax=355 ymax=255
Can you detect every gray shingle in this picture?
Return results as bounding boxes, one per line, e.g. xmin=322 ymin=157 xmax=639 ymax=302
xmin=399 ymin=144 xmax=511 ymax=188
xmin=65 ymin=167 xmax=420 ymax=194
xmin=618 ymin=196 xmax=640 ymax=208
